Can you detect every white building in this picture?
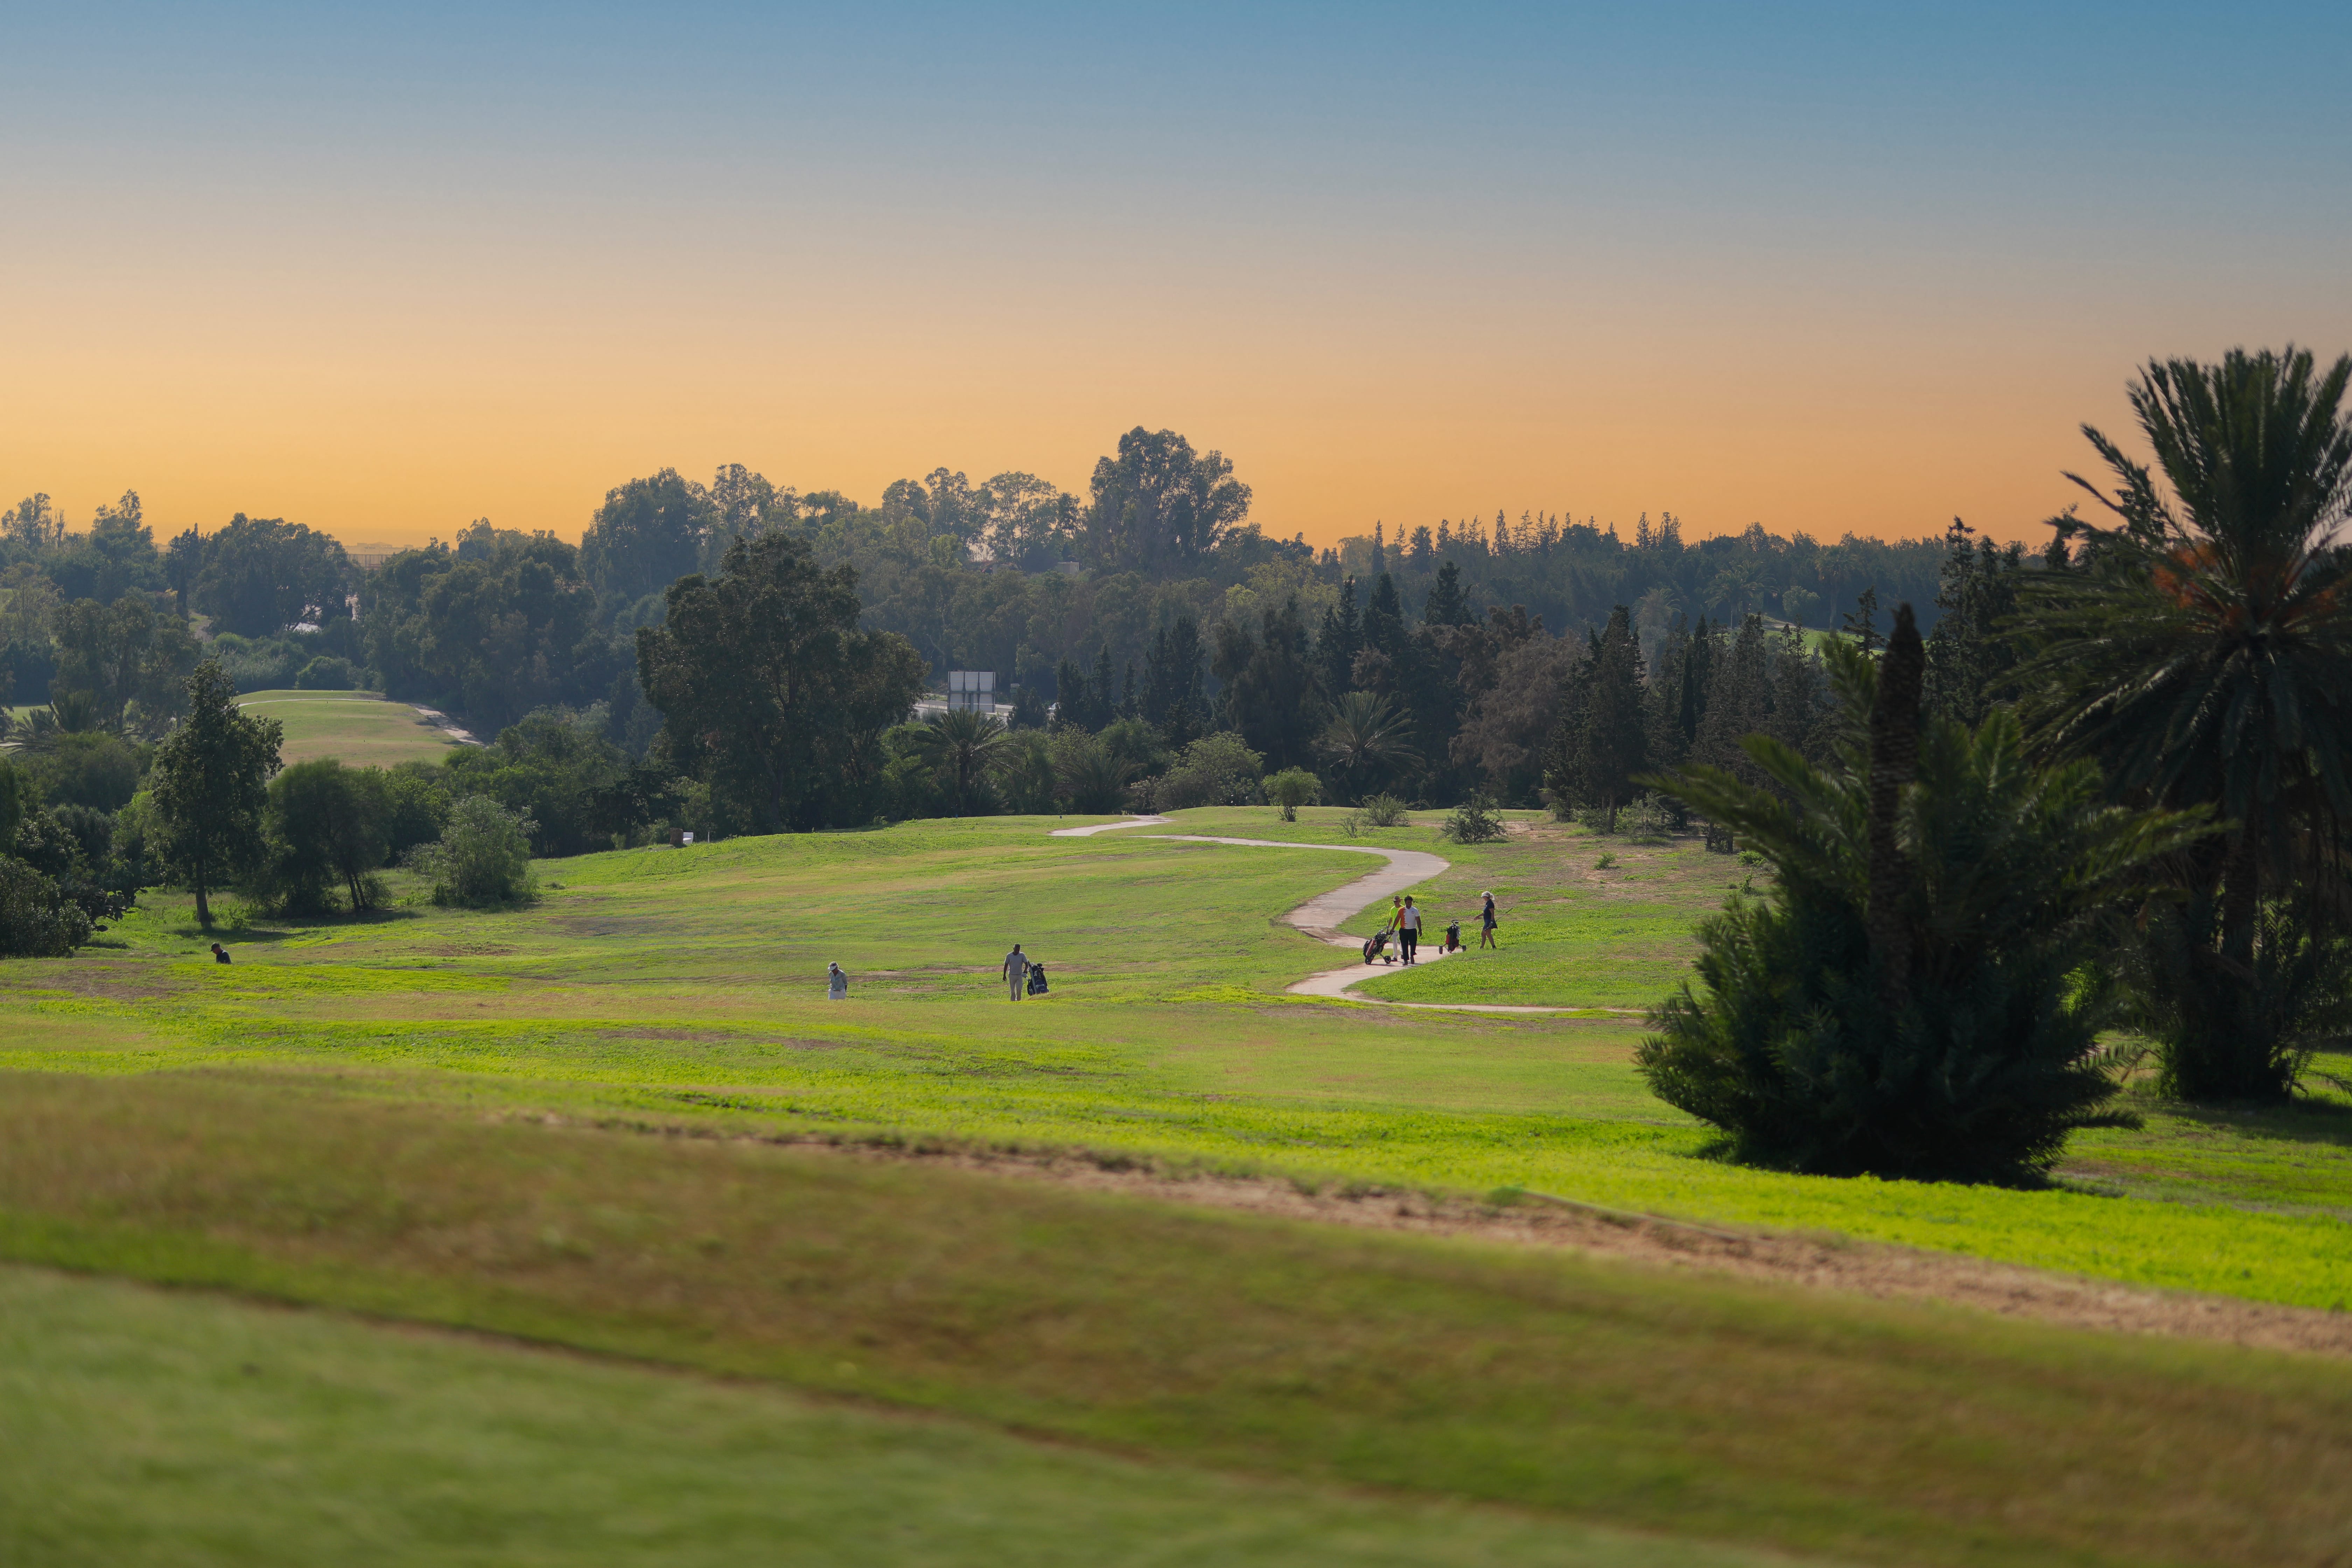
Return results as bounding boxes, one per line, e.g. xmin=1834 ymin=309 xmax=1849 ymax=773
xmin=946 ymin=670 xmax=996 ymax=713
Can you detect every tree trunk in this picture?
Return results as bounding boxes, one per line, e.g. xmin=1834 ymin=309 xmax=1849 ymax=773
xmin=1867 ymin=604 xmax=1925 ymax=1011
xmin=2220 ymin=815 xmax=2260 ymax=968
xmin=192 ymin=846 xmax=212 ymax=928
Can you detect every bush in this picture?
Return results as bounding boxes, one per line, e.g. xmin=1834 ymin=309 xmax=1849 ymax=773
xmin=441 ymin=707 xmax=639 ymax=858
xmin=294 ymin=655 xmax=358 ymax=691
xmin=206 ymin=633 xmax=308 ymax=692
xmin=1618 ymin=795 xmax=1675 ymax=844
xmin=252 ymin=759 xmax=394 ymax=915
xmin=0 ymin=858 xmax=93 ymax=956
xmin=16 ymin=731 xmax=145 ymax=812
xmin=1361 ymin=794 xmax=1409 ymax=828
xmin=410 ymin=796 xmax=537 ymax=908
xmin=14 ymin=807 xmax=134 ymax=925
xmin=383 ymin=763 xmax=452 ymax=859
xmin=1636 ymin=637 xmax=2205 ymax=1181
xmin=1049 ymin=731 xmax=1135 ymax=814
xmin=1156 ymin=732 xmax=1264 ymax=811
xmin=1441 ymin=796 xmax=1507 ymax=844
xmin=2121 ymin=899 xmax=2352 ymax=1102
xmin=1265 ymin=767 xmax=1322 ymax=821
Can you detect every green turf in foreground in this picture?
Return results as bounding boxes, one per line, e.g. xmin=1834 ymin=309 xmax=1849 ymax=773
xmin=5 ymin=1073 xmax=2351 ymax=1568
xmin=4 ymin=811 xmax=2349 ymax=1311
xmin=0 ymin=1266 xmax=1807 ymax=1568
xmin=233 ymin=688 xmax=467 ymax=768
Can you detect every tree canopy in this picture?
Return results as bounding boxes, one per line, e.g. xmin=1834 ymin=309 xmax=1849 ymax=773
xmin=636 ymin=532 xmax=926 ymax=832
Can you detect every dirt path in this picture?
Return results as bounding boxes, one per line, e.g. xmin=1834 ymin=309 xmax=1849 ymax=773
xmin=1049 ymin=816 xmax=1588 ymax=1011
xmin=812 ymin=1138 xmax=2352 ymax=1361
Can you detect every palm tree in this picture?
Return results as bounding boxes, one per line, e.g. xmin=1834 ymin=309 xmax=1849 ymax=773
xmin=2018 ymin=346 xmax=2352 ymax=1098
xmin=1313 ymin=691 xmax=1419 ymax=803
xmin=907 ymin=708 xmax=1013 ymax=817
xmin=1052 ymin=736 xmax=1136 ymax=814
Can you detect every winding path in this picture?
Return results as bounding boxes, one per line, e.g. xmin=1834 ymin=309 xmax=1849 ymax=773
xmin=1049 ymin=816 xmax=1586 ymax=1014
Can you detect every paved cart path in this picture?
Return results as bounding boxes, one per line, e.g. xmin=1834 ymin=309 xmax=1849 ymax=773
xmin=1048 ymin=816 xmax=1599 ymax=1014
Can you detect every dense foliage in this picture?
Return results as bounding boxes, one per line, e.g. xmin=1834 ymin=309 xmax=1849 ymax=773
xmin=635 ymin=532 xmax=927 ymax=832
xmin=1639 ymin=625 xmax=2207 ymax=1179
xmin=364 ymin=522 xmax=640 ymax=740
xmin=2018 ymin=347 xmax=2352 ymax=1101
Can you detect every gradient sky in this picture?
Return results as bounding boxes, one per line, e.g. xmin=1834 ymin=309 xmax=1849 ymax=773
xmin=6 ymin=3 xmax=2350 ymax=551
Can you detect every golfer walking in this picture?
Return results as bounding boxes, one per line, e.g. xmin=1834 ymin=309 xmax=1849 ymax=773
xmin=1479 ymin=891 xmax=1499 ymax=949
xmin=1396 ymin=896 xmax=1423 ymax=964
xmin=1002 ymin=943 xmax=1031 ymax=1001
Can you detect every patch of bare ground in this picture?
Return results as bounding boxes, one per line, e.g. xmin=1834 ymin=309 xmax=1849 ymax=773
xmin=791 ymin=1137 xmax=2352 ymax=1360
xmin=0 ymin=965 xmax=183 ymax=1003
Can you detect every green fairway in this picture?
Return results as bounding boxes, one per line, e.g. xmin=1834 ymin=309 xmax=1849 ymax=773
xmin=3 ymin=1265 xmax=1807 ymax=1568
xmin=7 ymin=806 xmax=2352 ymax=1566
xmin=2 ymin=809 xmax=2346 ymax=1310
xmin=232 ymin=689 xmax=469 ymax=767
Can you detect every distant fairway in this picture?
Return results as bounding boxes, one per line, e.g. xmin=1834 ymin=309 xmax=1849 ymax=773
xmin=232 ymin=689 xmax=470 ymax=767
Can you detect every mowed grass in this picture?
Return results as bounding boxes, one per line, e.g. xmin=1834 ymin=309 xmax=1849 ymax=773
xmin=9 ymin=809 xmax=2352 ymax=1564
xmin=0 ymin=1264 xmax=1800 ymax=1568
xmin=233 ymin=689 xmax=467 ymax=767
xmin=6 ymin=1073 xmax=2352 ymax=1568
xmin=3 ymin=810 xmax=2348 ymax=1310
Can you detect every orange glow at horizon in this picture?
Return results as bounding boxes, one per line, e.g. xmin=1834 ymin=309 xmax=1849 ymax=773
xmin=6 ymin=268 xmax=2132 ymax=556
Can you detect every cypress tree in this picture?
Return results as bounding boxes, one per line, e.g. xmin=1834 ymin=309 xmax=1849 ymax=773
xmin=1315 ymin=576 xmax=1363 ymax=697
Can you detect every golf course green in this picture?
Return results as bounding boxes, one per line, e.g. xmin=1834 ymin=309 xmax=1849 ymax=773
xmin=3 ymin=807 xmax=2348 ymax=1566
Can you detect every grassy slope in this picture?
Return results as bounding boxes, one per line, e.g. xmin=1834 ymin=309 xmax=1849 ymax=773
xmin=1 ymin=1265 xmax=1799 ymax=1568
xmin=7 ymin=809 xmax=2352 ymax=1563
xmin=5 ymin=1073 xmax=2352 ymax=1568
xmin=7 ymin=810 xmax=2343 ymax=1309
xmin=233 ymin=689 xmax=463 ymax=768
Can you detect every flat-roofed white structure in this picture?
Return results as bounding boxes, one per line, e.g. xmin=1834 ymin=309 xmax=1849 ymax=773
xmin=946 ymin=670 xmax=996 ymax=713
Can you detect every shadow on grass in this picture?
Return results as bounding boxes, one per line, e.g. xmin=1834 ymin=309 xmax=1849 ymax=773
xmin=168 ymin=908 xmax=426 ymax=945
xmin=2150 ymin=1091 xmax=2352 ymax=1150
xmin=1680 ymin=1131 xmax=2080 ymax=1191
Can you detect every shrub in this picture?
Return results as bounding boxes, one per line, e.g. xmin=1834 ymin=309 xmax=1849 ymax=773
xmin=1265 ymin=767 xmax=1322 ymax=821
xmin=1618 ymin=795 xmax=1675 ymax=844
xmin=205 ymin=633 xmax=307 ymax=692
xmin=252 ymin=759 xmax=394 ymax=915
xmin=442 ymin=707 xmax=641 ymax=858
xmin=0 ymin=858 xmax=92 ymax=957
xmin=1441 ymin=796 xmax=1507 ymax=844
xmin=2121 ymin=899 xmax=2352 ymax=1102
xmin=16 ymin=730 xmax=146 ymax=812
xmin=1156 ymin=732 xmax=1264 ymax=810
xmin=1573 ymin=805 xmax=1614 ymax=834
xmin=1049 ymin=731 xmax=1135 ymax=814
xmin=383 ymin=764 xmax=452 ymax=859
xmin=410 ymin=796 xmax=537 ymax=908
xmin=294 ymin=655 xmax=358 ymax=691
xmin=1361 ymin=794 xmax=1408 ymax=828
xmin=1637 ymin=632 xmax=2207 ymax=1181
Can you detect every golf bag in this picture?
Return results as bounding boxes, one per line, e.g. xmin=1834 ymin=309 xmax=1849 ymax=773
xmin=1361 ymin=930 xmax=1393 ymax=965
xmin=1026 ymin=964 xmax=1050 ymax=995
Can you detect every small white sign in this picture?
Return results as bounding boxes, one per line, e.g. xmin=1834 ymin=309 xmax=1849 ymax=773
xmin=681 ymin=832 xmax=695 ymax=845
